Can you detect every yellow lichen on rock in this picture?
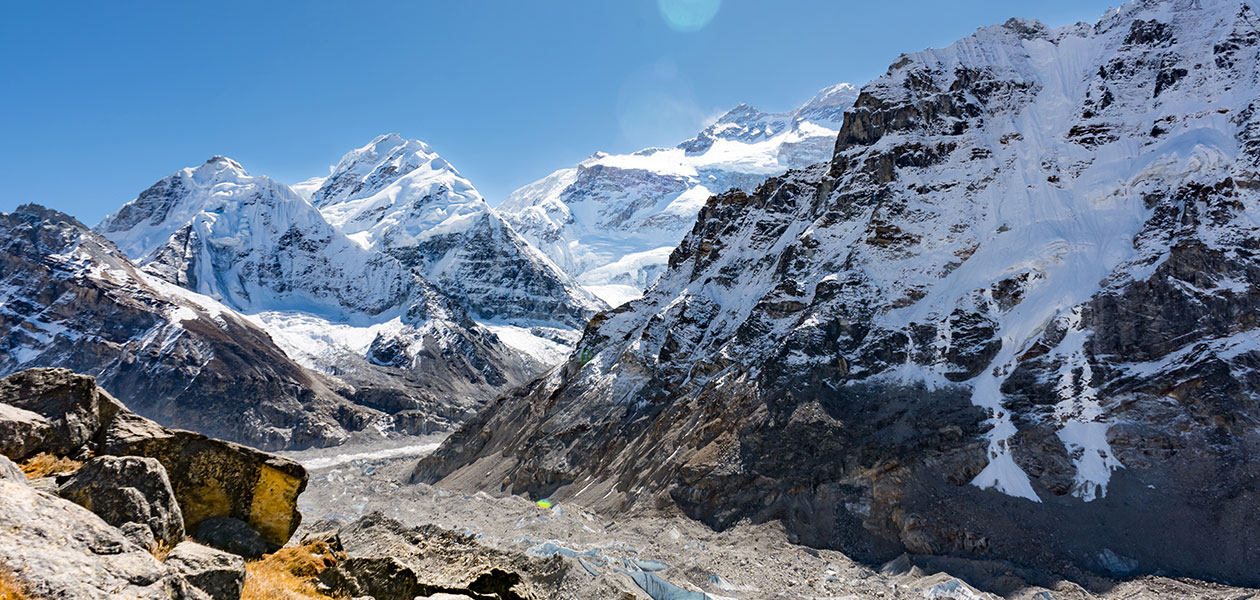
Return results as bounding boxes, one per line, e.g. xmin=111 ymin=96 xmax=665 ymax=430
xmin=249 ymin=464 xmax=303 ymax=545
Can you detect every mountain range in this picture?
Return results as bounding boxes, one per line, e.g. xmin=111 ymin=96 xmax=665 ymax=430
xmin=5 ymin=0 xmax=1260 ymax=588
xmin=416 ymin=0 xmax=1260 ymax=585
xmin=2 ymin=81 xmax=861 ymax=450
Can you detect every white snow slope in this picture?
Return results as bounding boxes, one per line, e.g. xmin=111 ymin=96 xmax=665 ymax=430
xmin=498 ymin=83 xmax=859 ymax=306
xmin=302 ymin=134 xmax=606 ymax=359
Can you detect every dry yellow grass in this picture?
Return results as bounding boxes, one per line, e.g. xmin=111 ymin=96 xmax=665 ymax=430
xmin=18 ymin=453 xmax=82 ymax=479
xmin=241 ymin=541 xmax=345 ymax=600
xmin=0 ymin=569 xmax=31 ymax=600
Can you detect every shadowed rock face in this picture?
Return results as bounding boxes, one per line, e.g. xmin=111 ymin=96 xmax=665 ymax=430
xmin=163 ymin=541 xmax=246 ymax=600
xmin=417 ymin=0 xmax=1260 ymax=586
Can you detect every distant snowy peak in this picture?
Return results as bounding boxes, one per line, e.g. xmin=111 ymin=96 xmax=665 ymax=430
xmin=97 ymin=156 xmax=260 ymax=260
xmin=309 ymin=133 xmax=488 ymax=250
xmin=302 ymin=134 xmax=604 ymax=330
xmin=499 ymin=82 xmax=858 ymax=305
xmin=679 ymin=82 xmax=858 ymax=154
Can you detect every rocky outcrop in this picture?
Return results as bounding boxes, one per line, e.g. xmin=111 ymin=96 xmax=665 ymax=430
xmin=163 ymin=541 xmax=246 ymax=600
xmin=58 ymin=455 xmax=185 ymax=548
xmin=100 ymin=416 xmax=307 ymax=548
xmin=0 ymin=363 xmax=104 ymax=457
xmin=0 ymin=479 xmax=206 ymax=599
xmin=0 ymin=402 xmax=52 ymax=460
xmin=0 ymin=368 xmax=307 ymax=550
xmin=317 ymin=513 xmax=564 ymax=600
xmin=418 ymin=0 xmax=1260 ymax=587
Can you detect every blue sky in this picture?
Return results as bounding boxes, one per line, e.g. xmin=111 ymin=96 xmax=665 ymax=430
xmin=1 ymin=0 xmax=1115 ymax=224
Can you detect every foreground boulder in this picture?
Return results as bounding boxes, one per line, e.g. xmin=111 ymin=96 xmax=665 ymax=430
xmin=0 ymin=455 xmax=24 ymax=483
xmin=0 ymin=367 xmax=102 ymax=457
xmin=0 ymin=479 xmax=205 ymax=599
xmin=99 ymin=409 xmax=307 ymax=547
xmin=0 ymin=402 xmax=53 ymax=461
xmin=58 ymin=455 xmax=185 ymax=548
xmin=164 ymin=541 xmax=246 ymax=600
xmin=0 ymin=368 xmax=307 ymax=549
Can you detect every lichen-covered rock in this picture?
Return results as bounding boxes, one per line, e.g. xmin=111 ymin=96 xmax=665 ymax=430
xmin=101 ymin=417 xmax=307 ymax=547
xmin=58 ymin=455 xmax=185 ymax=547
xmin=0 ymin=480 xmax=204 ymax=599
xmin=193 ymin=517 xmax=278 ymax=559
xmin=0 ymin=367 xmax=307 ymax=548
xmin=164 ymin=541 xmax=246 ymax=600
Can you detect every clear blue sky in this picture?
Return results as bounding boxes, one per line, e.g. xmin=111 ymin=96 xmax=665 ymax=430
xmin=0 ymin=0 xmax=1116 ymax=224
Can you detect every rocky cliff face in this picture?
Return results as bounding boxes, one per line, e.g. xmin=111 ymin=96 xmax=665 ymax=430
xmin=417 ymin=0 xmax=1260 ymax=585
xmin=0 ymin=204 xmax=378 ymax=449
xmin=498 ymin=83 xmax=858 ymax=306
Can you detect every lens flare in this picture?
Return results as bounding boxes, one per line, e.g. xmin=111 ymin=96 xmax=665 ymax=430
xmin=656 ymin=0 xmax=721 ymax=33
xmin=615 ymin=60 xmax=707 ymax=149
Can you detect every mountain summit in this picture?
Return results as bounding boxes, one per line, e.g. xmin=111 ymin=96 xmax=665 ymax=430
xmin=499 ymin=83 xmax=859 ymax=306
xmin=303 ymin=135 xmax=605 ymax=332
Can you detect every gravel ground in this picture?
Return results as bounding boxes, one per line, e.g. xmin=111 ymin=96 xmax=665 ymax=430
xmin=281 ymin=439 xmax=1258 ymax=600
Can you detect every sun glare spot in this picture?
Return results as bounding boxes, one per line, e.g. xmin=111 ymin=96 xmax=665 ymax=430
xmin=656 ymin=0 xmax=721 ymax=32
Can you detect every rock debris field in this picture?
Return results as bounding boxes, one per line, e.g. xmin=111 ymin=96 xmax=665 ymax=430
xmin=283 ymin=439 xmax=1257 ymax=600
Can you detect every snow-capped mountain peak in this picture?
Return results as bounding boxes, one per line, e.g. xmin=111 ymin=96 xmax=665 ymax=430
xmin=310 ymin=133 xmax=452 ymax=209
xmin=499 ymin=82 xmax=859 ymax=305
xmin=307 ymin=134 xmax=487 ymax=251
xmin=97 ymin=155 xmax=290 ymax=260
xmin=301 ymin=134 xmax=605 ymax=337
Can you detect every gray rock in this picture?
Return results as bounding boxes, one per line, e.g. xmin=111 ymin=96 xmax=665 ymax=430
xmin=164 ymin=541 xmax=246 ymax=600
xmin=194 ymin=516 xmax=277 ymax=558
xmin=0 ymin=454 xmax=25 ymax=483
xmin=122 ymin=521 xmax=158 ymax=549
xmin=0 ymin=479 xmax=202 ymax=599
xmin=0 ymin=402 xmax=53 ymax=461
xmin=59 ymin=455 xmax=185 ymax=547
xmin=320 ymin=513 xmax=552 ymax=600
xmin=27 ymin=476 xmax=60 ymax=494
xmin=0 ymin=368 xmax=101 ymax=457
